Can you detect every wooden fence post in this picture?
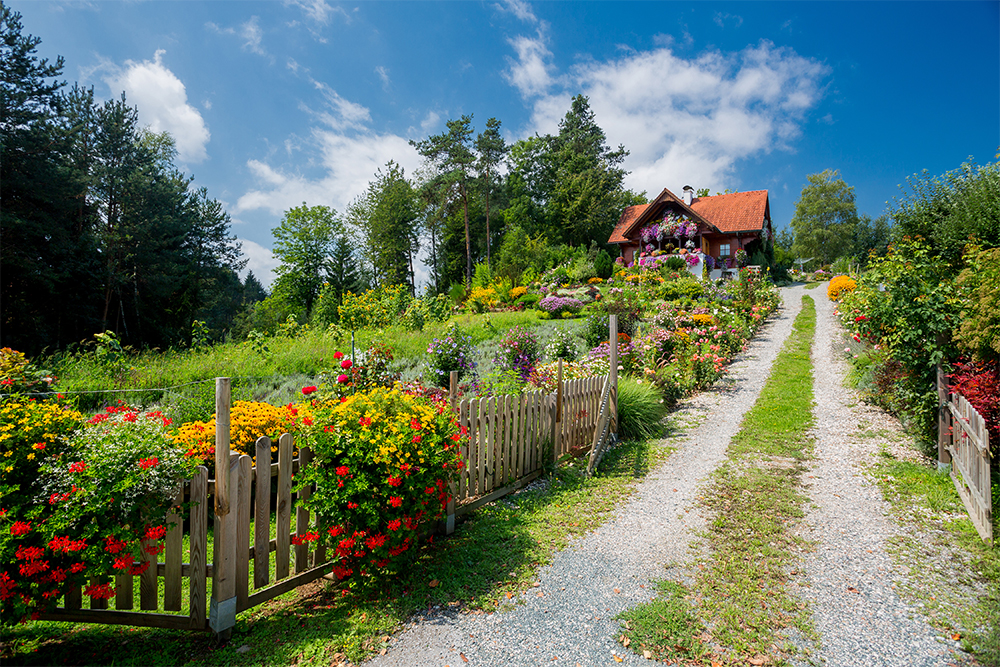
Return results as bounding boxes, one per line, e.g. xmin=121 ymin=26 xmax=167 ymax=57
xmin=937 ymin=363 xmax=952 ymax=471
xmin=609 ymin=315 xmax=618 ymax=435
xmin=449 ymin=371 xmax=458 ymax=409
xmin=552 ymin=360 xmax=563 ymax=463
xmin=210 ymin=378 xmax=237 ymax=641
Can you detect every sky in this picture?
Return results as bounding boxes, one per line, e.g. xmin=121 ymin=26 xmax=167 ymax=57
xmin=13 ymin=0 xmax=1000 ymax=288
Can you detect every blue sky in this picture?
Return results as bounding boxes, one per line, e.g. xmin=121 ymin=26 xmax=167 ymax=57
xmin=14 ymin=0 xmax=1000 ymax=287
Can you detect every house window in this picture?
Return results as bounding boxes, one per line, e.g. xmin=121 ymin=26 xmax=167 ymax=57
xmin=719 ymin=243 xmax=731 ymax=257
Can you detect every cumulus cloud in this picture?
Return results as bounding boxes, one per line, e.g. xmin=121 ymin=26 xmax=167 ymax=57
xmin=104 ymin=50 xmax=210 ymax=164
xmin=516 ymin=39 xmax=828 ymax=195
xmin=505 ymin=32 xmax=556 ymax=97
xmin=237 ymin=238 xmax=281 ymax=289
xmin=235 ymin=84 xmax=422 ymax=217
xmin=495 ymin=0 xmax=538 ymax=24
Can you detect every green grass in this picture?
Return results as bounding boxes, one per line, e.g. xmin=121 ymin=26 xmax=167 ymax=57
xmin=619 ymin=295 xmax=818 ymax=665
xmin=804 ymin=281 xmax=823 ymax=290
xmin=1 ymin=438 xmax=670 ymax=666
xmin=868 ymin=449 xmax=1000 ymax=664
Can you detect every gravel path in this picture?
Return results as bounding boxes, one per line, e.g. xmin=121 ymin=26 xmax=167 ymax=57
xmin=792 ymin=285 xmax=967 ymax=667
xmin=364 ymin=285 xmax=963 ymax=667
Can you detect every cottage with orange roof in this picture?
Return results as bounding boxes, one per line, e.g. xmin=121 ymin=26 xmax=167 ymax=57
xmin=608 ymin=185 xmax=773 ymax=276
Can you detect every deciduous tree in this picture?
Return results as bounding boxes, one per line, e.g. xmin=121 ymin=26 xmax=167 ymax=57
xmin=790 ymin=169 xmax=859 ymax=265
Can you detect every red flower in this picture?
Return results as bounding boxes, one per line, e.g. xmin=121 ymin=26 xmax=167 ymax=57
xmin=359 ymin=416 xmax=372 ymax=427
xmin=301 ymin=386 xmax=318 ymax=395
xmin=69 ymin=461 xmax=87 ymax=474
xmin=31 ymin=442 xmax=45 ymax=450
xmin=410 ymin=418 xmax=422 ymax=430
xmin=388 ymin=496 xmax=402 ymax=507
xmin=411 ymin=434 xmax=421 ymax=444
xmin=10 ymin=521 xmax=31 ymax=536
xmin=347 ymin=501 xmax=358 ymax=509
xmin=123 ymin=412 xmax=137 ymax=422
xmin=104 ymin=535 xmax=127 ymax=554
xmin=16 ymin=545 xmax=44 ymax=561
xmin=0 ymin=378 xmax=12 ymax=386
xmin=387 ymin=475 xmax=402 ymax=487
xmin=69 ymin=563 xmax=86 ymax=573
xmin=303 ymin=417 xmax=313 ymax=426
xmin=855 ymin=315 xmax=868 ymax=322
xmin=365 ymin=534 xmax=387 ymax=550
xmin=336 ymin=466 xmax=350 ymax=476
xmin=387 ymin=519 xmax=402 ymax=531
xmin=337 ymin=374 xmax=349 ymax=384
xmin=425 ymin=486 xmax=434 ymax=495
xmin=138 ymin=457 xmax=159 ymax=470
xmin=450 ymin=432 xmax=461 ymax=441
xmin=84 ymin=583 xmax=116 ymax=600
xmin=327 ymin=525 xmax=344 ymax=538
xmin=145 ymin=525 xmax=167 ymax=541
xmin=333 ymin=351 xmax=344 ymax=360
xmin=113 ymin=556 xmax=134 ymax=571
xmin=341 ymin=359 xmax=353 ymax=370
xmin=130 ymin=561 xmax=151 ymax=576
xmin=19 ymin=560 xmax=50 ymax=577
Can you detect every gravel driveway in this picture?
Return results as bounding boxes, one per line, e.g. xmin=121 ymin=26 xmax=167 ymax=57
xmin=364 ymin=284 xmax=967 ymax=667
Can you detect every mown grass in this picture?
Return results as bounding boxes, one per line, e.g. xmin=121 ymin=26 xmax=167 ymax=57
xmin=618 ymin=295 xmax=817 ymax=665
xmin=1 ymin=437 xmax=670 ymax=666
xmin=869 ymin=448 xmax=1000 ymax=664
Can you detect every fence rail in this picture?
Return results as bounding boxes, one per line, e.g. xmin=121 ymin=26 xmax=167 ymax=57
xmin=938 ymin=367 xmax=994 ymax=543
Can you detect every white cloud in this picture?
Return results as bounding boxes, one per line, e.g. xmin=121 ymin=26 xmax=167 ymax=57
xmin=517 ymin=39 xmax=828 ymax=195
xmin=284 ymin=0 xmax=349 ymax=41
xmin=240 ymin=16 xmax=266 ymax=55
xmin=495 ymin=0 xmax=538 ymax=24
xmin=237 ymin=238 xmax=280 ymax=289
xmin=104 ymin=50 xmax=210 ymax=164
xmin=235 ymin=84 xmax=422 ymax=217
xmin=375 ymin=66 xmax=390 ymax=90
xmin=505 ymin=32 xmax=556 ymax=97
xmin=713 ymin=12 xmax=744 ymax=29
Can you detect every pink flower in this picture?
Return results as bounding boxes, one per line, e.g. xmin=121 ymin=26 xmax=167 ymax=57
xmin=337 ymin=374 xmax=349 ymax=384
xmin=341 ymin=359 xmax=353 ymax=370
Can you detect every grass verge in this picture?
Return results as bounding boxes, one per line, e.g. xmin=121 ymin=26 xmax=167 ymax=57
xmin=618 ymin=294 xmax=818 ymax=665
xmin=1 ymin=438 xmax=670 ymax=666
xmin=867 ymin=445 xmax=1000 ymax=664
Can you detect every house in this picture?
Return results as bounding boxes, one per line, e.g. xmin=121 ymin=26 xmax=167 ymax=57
xmin=608 ymin=185 xmax=773 ymax=275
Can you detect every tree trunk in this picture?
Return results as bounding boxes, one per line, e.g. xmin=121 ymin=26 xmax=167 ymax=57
xmin=462 ymin=183 xmax=471 ymax=285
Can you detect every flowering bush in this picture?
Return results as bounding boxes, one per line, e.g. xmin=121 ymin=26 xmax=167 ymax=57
xmin=1 ymin=399 xmax=84 ymax=515
xmin=948 ymin=360 xmax=1000 ymax=459
xmin=537 ymin=295 xmax=584 ymax=317
xmin=543 ymin=328 xmax=578 ymax=362
xmin=466 ymin=286 xmax=498 ymax=313
xmin=0 ymin=349 xmax=57 ymax=396
xmin=425 ymin=324 xmax=476 ymax=387
xmin=827 ymin=275 xmax=857 ymax=301
xmin=295 ymin=388 xmax=464 ymax=584
xmin=338 ymin=285 xmax=411 ymax=331
xmin=493 ymin=326 xmax=540 ymax=380
xmin=172 ymin=400 xmax=306 ymax=469
xmin=1 ymin=406 xmax=196 ymax=624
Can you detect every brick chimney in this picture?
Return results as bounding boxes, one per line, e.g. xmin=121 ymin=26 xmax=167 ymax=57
xmin=682 ymin=185 xmax=694 ymax=206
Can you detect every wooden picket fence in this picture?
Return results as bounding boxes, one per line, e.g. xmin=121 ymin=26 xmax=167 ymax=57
xmin=37 ymin=318 xmax=622 ymax=635
xmin=938 ymin=367 xmax=994 ymax=543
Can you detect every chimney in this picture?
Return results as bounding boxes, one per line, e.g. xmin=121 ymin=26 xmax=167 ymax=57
xmin=682 ymin=185 xmax=694 ymax=206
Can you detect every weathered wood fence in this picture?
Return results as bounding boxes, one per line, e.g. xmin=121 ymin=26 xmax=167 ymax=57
xmin=937 ymin=367 xmax=994 ymax=543
xmin=38 ymin=318 xmax=622 ymax=635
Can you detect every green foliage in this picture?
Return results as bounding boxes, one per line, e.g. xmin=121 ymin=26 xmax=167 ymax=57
xmin=271 ymin=203 xmax=341 ymax=315
xmin=616 ymin=377 xmax=667 ymax=441
xmin=424 ymin=324 xmax=476 ymax=387
xmin=348 ymin=161 xmax=419 ymax=290
xmin=954 ymin=245 xmax=1000 ymax=363
xmin=890 ymin=160 xmax=1000 ymax=271
xmin=658 ymin=278 xmax=704 ymax=300
xmin=594 ymin=249 xmax=613 ymax=279
xmin=790 ymin=169 xmax=859 ymax=265
xmin=543 ymin=327 xmax=578 ymax=361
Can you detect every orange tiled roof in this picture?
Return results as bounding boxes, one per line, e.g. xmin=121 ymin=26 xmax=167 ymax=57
xmin=689 ymin=190 xmax=769 ymax=233
xmin=608 ymin=203 xmax=650 ymax=244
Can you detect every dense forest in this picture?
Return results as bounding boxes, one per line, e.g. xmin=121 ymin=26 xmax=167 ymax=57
xmin=0 ymin=7 xmax=643 ymax=354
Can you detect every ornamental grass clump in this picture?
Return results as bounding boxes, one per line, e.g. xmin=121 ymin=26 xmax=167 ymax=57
xmin=617 ymin=377 xmax=667 ymax=442
xmin=425 ymin=324 xmax=476 ymax=388
xmin=1 ymin=405 xmax=196 ymax=625
xmin=493 ymin=326 xmax=540 ymax=380
xmin=295 ymin=387 xmax=464 ymax=585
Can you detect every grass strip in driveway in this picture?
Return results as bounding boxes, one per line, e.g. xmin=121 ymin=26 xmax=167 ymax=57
xmin=1 ymin=437 xmax=669 ymax=667
xmin=618 ymin=295 xmax=818 ymax=665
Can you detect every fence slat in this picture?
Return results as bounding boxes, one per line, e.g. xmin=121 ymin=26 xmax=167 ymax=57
xmin=236 ymin=455 xmax=252 ymax=610
xmin=296 ymin=446 xmax=313 ymax=574
xmin=140 ymin=534 xmax=157 ymax=610
xmin=254 ymin=438 xmax=272 ymax=589
xmin=115 ymin=573 xmax=132 ymax=610
xmin=276 ymin=434 xmax=293 ymax=581
xmin=458 ymin=400 xmax=469 ymax=501
xmin=163 ymin=483 xmax=183 ymax=611
xmin=503 ymin=394 xmax=513 ymax=485
xmin=486 ymin=397 xmax=496 ymax=493
xmin=188 ymin=467 xmax=208 ymax=629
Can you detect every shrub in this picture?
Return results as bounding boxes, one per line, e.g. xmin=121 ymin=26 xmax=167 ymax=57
xmin=295 ymin=388 xmax=464 ymax=584
xmin=616 ymin=377 xmax=666 ymax=441
xmin=659 ymin=278 xmax=704 ymax=301
xmin=516 ymin=293 xmax=540 ymax=307
xmin=544 ymin=328 xmax=578 ymax=361
xmin=0 ymin=348 xmax=56 ymax=395
xmin=2 ymin=406 xmax=196 ymax=624
xmin=954 ymin=245 xmax=1000 ymax=363
xmin=537 ymin=295 xmax=584 ymax=317
xmin=493 ymin=326 xmax=540 ymax=380
xmin=424 ymin=324 xmax=476 ymax=387
xmin=594 ymin=249 xmax=613 ymax=279
xmin=827 ymin=275 xmax=857 ymax=301
xmin=948 ymin=360 xmax=999 ymax=459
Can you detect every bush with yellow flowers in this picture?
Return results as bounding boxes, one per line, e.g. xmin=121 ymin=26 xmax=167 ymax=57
xmin=294 ymin=387 xmax=464 ymax=584
xmin=172 ymin=400 xmax=312 ymax=471
xmin=827 ymin=274 xmax=857 ymax=301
